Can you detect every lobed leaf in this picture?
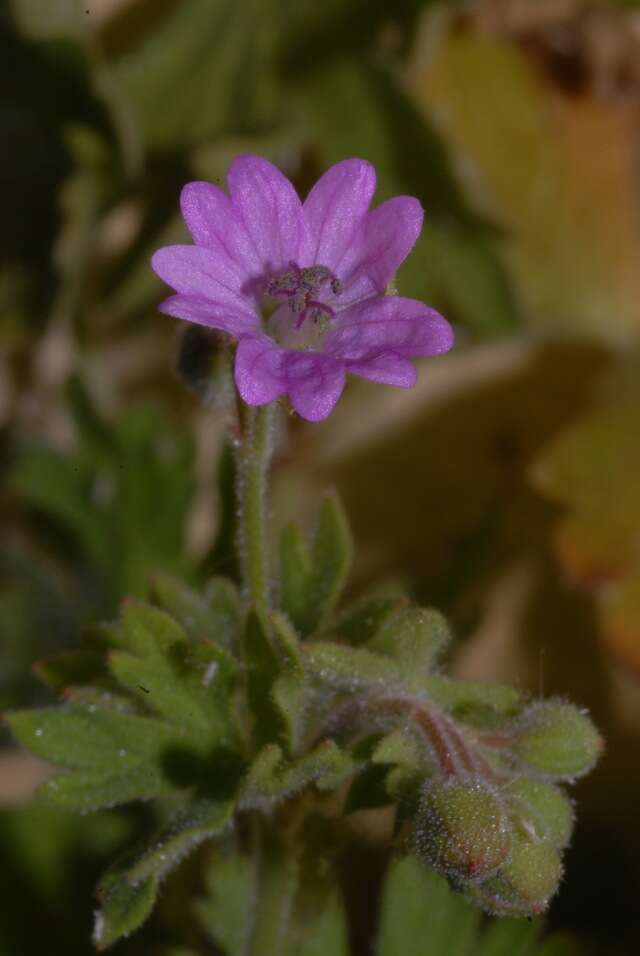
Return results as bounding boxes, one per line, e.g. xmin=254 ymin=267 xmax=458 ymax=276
xmin=279 ymin=494 xmax=352 ymax=636
xmin=152 ymin=571 xmax=241 ymax=650
xmin=94 ymin=867 xmax=158 ymax=951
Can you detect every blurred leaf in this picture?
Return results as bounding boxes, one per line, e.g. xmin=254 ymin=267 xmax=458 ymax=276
xmin=106 ymin=0 xmax=282 ymax=150
xmin=12 ymin=396 xmax=196 ymax=598
xmin=412 ymin=29 xmax=640 ymax=344
xmin=10 ymin=0 xmax=84 ymax=40
xmin=377 ymin=856 xmax=580 ymax=956
xmin=195 ymin=853 xmax=254 ymax=956
xmin=533 ymin=371 xmax=640 ymax=673
xmin=298 ymin=55 xmax=517 ymax=335
xmin=377 ymin=856 xmax=481 ymax=956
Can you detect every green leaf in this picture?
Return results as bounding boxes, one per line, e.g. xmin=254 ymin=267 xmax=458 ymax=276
xmin=377 ymin=856 xmax=481 ymax=956
xmin=243 ymin=610 xmax=284 ymax=747
xmin=305 ymin=494 xmax=353 ymax=633
xmin=196 ymin=853 xmax=254 ymax=956
xmin=332 ymin=588 xmax=406 ymax=645
xmin=476 ymin=918 xmax=541 ymax=956
xmin=151 ymin=571 xmax=241 ymax=650
xmin=293 ymin=893 xmax=349 ymax=956
xmin=107 ymin=0 xmax=282 ymax=150
xmin=41 ymin=765 xmax=176 ymax=811
xmin=32 ymin=648 xmax=109 ymax=692
xmin=280 ymin=494 xmax=352 ymax=636
xmin=280 ymin=524 xmax=312 ymax=630
xmin=272 ymin=670 xmax=307 ymax=754
xmin=271 ymin=611 xmax=303 ymax=669
xmin=372 ymin=730 xmax=421 ymax=771
xmin=94 ymin=865 xmax=158 ymax=951
xmin=127 ymin=797 xmax=234 ymax=884
xmin=241 ymin=741 xmax=353 ymax=807
xmin=367 ymin=607 xmax=451 ymax=676
xmin=426 ymin=677 xmax=522 ymax=725
xmin=6 ymin=706 xmax=181 ymax=771
xmin=109 ymin=601 xmax=238 ymax=746
xmin=303 ymin=642 xmax=401 ymax=691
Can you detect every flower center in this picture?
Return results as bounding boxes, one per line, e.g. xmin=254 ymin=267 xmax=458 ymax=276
xmin=266 ymin=262 xmax=343 ymax=330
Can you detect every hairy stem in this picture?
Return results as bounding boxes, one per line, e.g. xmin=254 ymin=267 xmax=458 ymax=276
xmin=245 ymin=817 xmax=298 ymax=956
xmin=237 ymin=403 xmax=275 ymax=614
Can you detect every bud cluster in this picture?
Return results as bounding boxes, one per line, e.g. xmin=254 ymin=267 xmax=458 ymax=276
xmin=412 ymin=699 xmax=602 ymax=916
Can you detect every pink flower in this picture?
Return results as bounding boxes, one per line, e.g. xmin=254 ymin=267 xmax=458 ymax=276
xmin=152 ymin=156 xmax=453 ymax=422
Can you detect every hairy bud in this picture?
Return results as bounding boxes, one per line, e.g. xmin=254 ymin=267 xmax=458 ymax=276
xmin=415 ymin=780 xmax=510 ymax=881
xmin=507 ymin=778 xmax=574 ymax=850
xmin=515 ymin=700 xmax=603 ymax=780
xmin=470 ymin=833 xmax=563 ymax=917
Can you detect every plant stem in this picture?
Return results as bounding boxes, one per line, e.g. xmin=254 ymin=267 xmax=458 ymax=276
xmin=237 ymin=403 xmax=275 ymax=614
xmin=245 ymin=817 xmax=298 ymax=956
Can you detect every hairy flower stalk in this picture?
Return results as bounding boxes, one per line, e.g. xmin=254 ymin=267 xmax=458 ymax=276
xmin=236 ymin=403 xmax=275 ymax=615
xmin=4 ymin=156 xmax=603 ymax=952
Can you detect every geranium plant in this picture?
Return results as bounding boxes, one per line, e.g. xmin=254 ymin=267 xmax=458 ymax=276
xmin=5 ymin=157 xmax=602 ymax=953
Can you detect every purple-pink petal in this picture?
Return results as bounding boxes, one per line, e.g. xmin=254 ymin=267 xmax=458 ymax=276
xmin=180 ymin=181 xmax=263 ymax=287
xmin=346 ymin=353 xmax=418 ymax=388
xmin=325 ymin=296 xmax=453 ymax=362
xmin=235 ymin=334 xmax=288 ymax=406
xmin=158 ymin=294 xmax=257 ymax=337
xmin=337 ymin=196 xmax=424 ymax=306
xmin=227 ymin=155 xmax=304 ymax=273
xmin=284 ymin=352 xmax=346 ymax=422
xmin=300 ymin=159 xmax=376 ymax=272
xmin=151 ymin=245 xmax=254 ymax=312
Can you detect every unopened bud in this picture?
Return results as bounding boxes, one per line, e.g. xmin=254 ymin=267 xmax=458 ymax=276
xmin=507 ymin=778 xmax=574 ymax=850
xmin=415 ymin=780 xmax=510 ymax=881
xmin=470 ymin=834 xmax=562 ymax=917
xmin=515 ymin=700 xmax=602 ymax=780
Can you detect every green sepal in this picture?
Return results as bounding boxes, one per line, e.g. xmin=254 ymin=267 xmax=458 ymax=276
xmin=94 ymin=859 xmax=158 ymax=950
xmin=372 ymin=730 xmax=421 ymax=771
xmin=241 ymin=741 xmax=353 ymax=807
xmin=367 ymin=607 xmax=451 ymax=676
xmin=303 ymin=641 xmax=402 ymax=690
xmin=280 ymin=494 xmax=353 ymax=636
xmin=426 ymin=676 xmax=522 ymax=725
xmin=151 ymin=571 xmax=240 ymax=650
xmin=127 ymin=797 xmax=234 ymax=884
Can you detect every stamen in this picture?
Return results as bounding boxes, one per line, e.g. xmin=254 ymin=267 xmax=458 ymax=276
xmin=265 ymin=262 xmax=342 ymax=330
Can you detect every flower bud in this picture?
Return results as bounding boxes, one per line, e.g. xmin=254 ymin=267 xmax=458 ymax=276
xmin=415 ymin=780 xmax=510 ymax=881
xmin=515 ymin=701 xmax=603 ymax=780
xmin=507 ymin=778 xmax=574 ymax=850
xmin=470 ymin=834 xmax=563 ymax=917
